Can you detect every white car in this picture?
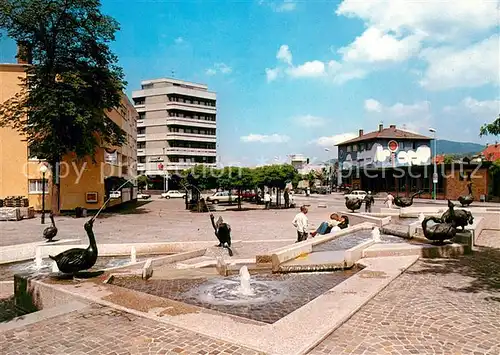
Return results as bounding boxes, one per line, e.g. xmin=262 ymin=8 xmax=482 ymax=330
xmin=161 ymin=190 xmax=186 ymax=199
xmin=344 ymin=190 xmax=367 ymax=200
xmin=206 ymin=191 xmax=240 ymax=204
xmin=137 ymin=193 xmax=151 ymax=199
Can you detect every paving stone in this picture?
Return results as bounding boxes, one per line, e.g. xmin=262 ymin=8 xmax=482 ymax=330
xmin=0 ymin=304 xmax=265 ymax=355
xmin=308 ymin=247 xmax=500 ymax=355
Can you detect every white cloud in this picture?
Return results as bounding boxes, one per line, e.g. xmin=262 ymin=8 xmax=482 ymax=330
xmin=286 ymin=61 xmax=326 ymax=78
xmin=276 ymin=44 xmax=293 ymax=65
xmin=294 ymin=115 xmax=328 ymax=128
xmin=336 ymin=0 xmax=498 ymax=42
xmin=240 ymin=133 xmax=290 ymax=143
xmin=364 ymin=99 xmax=382 ymax=112
xmin=443 ymin=97 xmax=500 ymax=117
xmin=419 ymin=35 xmax=500 ymax=90
xmin=205 ymin=62 xmax=232 ymax=76
xmin=364 ymin=99 xmax=430 ymax=117
xmin=265 ymin=68 xmax=280 ymax=82
xmin=174 ymin=37 xmax=184 ymax=44
xmin=314 ymin=133 xmax=358 ymax=147
xmin=338 ymin=27 xmax=423 ymax=63
xmin=260 ymin=0 xmax=297 ymax=13
xmin=205 ymin=68 xmax=217 ymax=76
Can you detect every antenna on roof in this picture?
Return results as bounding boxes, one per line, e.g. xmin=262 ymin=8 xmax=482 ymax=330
xmin=171 ymin=70 xmax=175 ymax=78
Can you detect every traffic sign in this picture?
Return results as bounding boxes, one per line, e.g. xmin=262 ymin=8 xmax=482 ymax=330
xmin=388 ymin=140 xmax=399 ymax=152
xmin=432 ymin=173 xmax=438 ymax=184
xmin=158 ymin=163 xmax=164 ymax=170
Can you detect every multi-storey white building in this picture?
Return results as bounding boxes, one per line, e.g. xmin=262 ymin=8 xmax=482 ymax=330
xmin=132 ymin=78 xmax=217 ymax=189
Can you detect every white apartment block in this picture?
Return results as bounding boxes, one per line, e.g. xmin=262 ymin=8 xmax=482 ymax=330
xmin=132 ymin=78 xmax=217 ymax=183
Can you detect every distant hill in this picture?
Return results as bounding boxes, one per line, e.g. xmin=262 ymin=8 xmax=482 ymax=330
xmin=434 ymin=140 xmax=484 ymax=155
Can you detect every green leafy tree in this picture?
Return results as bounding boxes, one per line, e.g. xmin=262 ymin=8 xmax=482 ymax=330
xmin=137 ymin=175 xmax=148 ymax=192
xmin=0 ymin=0 xmax=126 ymax=213
xmin=230 ymin=167 xmax=254 ymax=209
xmin=480 ymin=115 xmax=500 ymax=137
xmin=183 ymin=165 xmax=217 ymax=191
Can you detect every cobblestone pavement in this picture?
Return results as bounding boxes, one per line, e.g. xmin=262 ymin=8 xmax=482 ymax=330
xmin=0 ymin=303 xmax=265 ymax=355
xmin=110 ymin=269 xmax=358 ymax=324
xmin=310 ymin=247 xmax=500 ymax=355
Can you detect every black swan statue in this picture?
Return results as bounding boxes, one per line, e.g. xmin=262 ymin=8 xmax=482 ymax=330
xmin=458 ymin=183 xmax=474 ymax=207
xmin=345 ymin=197 xmax=363 ymax=212
xmin=210 ymin=213 xmax=233 ymax=256
xmin=49 ymin=217 xmax=98 ymax=275
xmin=43 ymin=212 xmax=58 ymax=242
xmin=441 ymin=200 xmax=473 ymax=231
xmin=394 ymin=190 xmax=424 ymax=208
xmin=338 ymin=215 xmax=349 ymax=229
xmin=421 ymin=216 xmax=457 ymax=244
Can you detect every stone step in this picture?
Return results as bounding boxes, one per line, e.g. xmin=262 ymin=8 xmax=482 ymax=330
xmin=363 ymin=242 xmax=470 ymax=258
xmin=176 ymin=256 xmax=214 ymax=269
xmin=277 ymin=250 xmax=347 ymax=273
xmin=382 ymin=223 xmax=409 ymax=238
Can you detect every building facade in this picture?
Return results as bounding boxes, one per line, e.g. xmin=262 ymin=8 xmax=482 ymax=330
xmin=132 ymin=78 xmax=217 ymax=190
xmin=336 ymin=124 xmax=438 ymax=194
xmin=0 ymin=61 xmax=138 ymax=212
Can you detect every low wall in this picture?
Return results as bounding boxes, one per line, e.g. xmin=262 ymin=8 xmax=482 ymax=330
xmin=271 ymin=223 xmax=374 ymax=272
xmin=344 ymin=240 xmax=376 ymax=267
xmin=0 ymin=239 xmax=81 ymax=264
xmin=341 ymin=212 xmax=391 ymax=228
xmin=0 ymin=280 xmax=13 ymax=299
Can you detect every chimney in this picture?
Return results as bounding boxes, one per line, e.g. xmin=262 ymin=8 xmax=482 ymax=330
xmin=390 ymin=124 xmax=396 ymax=129
xmin=16 ymin=42 xmax=32 ymax=64
xmin=378 ymin=123 xmax=383 ymax=132
xmin=359 ymin=129 xmax=364 ymax=137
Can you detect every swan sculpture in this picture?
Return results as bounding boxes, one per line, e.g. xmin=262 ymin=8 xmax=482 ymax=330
xmin=458 ymin=183 xmax=474 ymax=207
xmin=421 ymin=216 xmax=457 ymax=244
xmin=43 ymin=213 xmax=58 ymax=242
xmin=394 ymin=190 xmax=424 ymax=208
xmin=210 ymin=213 xmax=233 ymax=256
xmin=441 ymin=200 xmax=473 ymax=231
xmin=345 ymin=197 xmax=363 ymax=212
xmin=49 ymin=217 xmax=98 ymax=275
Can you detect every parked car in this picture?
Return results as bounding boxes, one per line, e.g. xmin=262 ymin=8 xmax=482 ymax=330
xmin=206 ymin=191 xmax=240 ymax=204
xmin=238 ymin=190 xmax=257 ymax=201
xmin=161 ymin=190 xmax=186 ymax=199
xmin=137 ymin=193 xmax=151 ymax=200
xmin=344 ymin=190 xmax=367 ymax=200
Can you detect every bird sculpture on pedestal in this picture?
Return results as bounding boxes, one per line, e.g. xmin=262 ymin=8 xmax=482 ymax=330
xmin=345 ymin=197 xmax=363 ymax=212
xmin=394 ymin=190 xmax=424 ymax=208
xmin=210 ymin=213 xmax=233 ymax=256
xmin=421 ymin=216 xmax=457 ymax=244
xmin=43 ymin=213 xmax=58 ymax=242
xmin=49 ymin=217 xmax=98 ymax=275
xmin=458 ymin=183 xmax=474 ymax=207
xmin=441 ymin=200 xmax=474 ymax=231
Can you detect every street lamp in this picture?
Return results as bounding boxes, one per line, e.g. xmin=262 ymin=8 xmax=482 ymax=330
xmin=39 ymin=163 xmax=48 ymax=224
xmin=429 ymin=128 xmax=437 ymax=200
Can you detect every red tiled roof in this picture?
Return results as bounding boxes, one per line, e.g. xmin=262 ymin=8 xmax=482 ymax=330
xmin=433 ymin=155 xmax=445 ymax=164
xmin=482 ymin=144 xmax=500 ymax=161
xmin=336 ymin=125 xmax=432 ymax=145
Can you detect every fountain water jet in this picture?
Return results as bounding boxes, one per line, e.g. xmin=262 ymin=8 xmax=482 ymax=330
xmin=372 ymin=227 xmax=381 ymax=242
xmin=34 ymin=247 xmax=43 ymax=270
xmin=130 ymin=246 xmax=137 ymax=264
xmin=51 ymin=260 xmax=59 ymax=273
xmin=238 ymin=266 xmax=254 ymax=296
xmin=418 ymin=212 xmax=425 ymax=222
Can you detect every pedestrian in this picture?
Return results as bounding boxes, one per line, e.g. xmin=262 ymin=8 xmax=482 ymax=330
xmin=292 ymin=205 xmax=309 ymax=242
xmin=384 ymin=192 xmax=394 ymax=209
xmin=264 ymin=191 xmax=271 ymax=209
xmin=284 ymin=188 xmax=290 ymax=209
xmin=364 ymin=191 xmax=375 ymax=212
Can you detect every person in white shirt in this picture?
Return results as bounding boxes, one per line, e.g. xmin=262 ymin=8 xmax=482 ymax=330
xmin=263 ymin=191 xmax=271 ymax=209
xmin=292 ymin=205 xmax=309 ymax=242
xmin=384 ymin=193 xmax=394 ymax=209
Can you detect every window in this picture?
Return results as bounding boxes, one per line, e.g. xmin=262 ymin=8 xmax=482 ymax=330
xmin=139 ymin=112 xmax=145 ymax=119
xmin=138 ymin=156 xmax=146 ymax=163
xmin=133 ymin=98 xmax=145 ymax=105
xmin=137 ymin=128 xmax=145 ymax=135
xmin=137 ymin=142 xmax=146 ymax=149
xmin=347 ymin=146 xmax=352 ymax=152
xmin=353 ymin=144 xmax=358 ymax=152
xmin=359 ymin=143 xmax=365 ymax=151
xmin=29 ymin=179 xmax=48 ymax=194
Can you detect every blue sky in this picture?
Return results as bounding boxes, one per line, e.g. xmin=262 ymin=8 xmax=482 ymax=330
xmin=1 ymin=0 xmax=499 ymax=166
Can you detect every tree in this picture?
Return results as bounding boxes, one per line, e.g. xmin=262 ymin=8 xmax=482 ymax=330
xmin=0 ymin=0 xmax=126 ymax=214
xmin=137 ymin=175 xmax=148 ymax=192
xmin=480 ymin=115 xmax=500 ymax=137
xmin=230 ymin=167 xmax=254 ymax=209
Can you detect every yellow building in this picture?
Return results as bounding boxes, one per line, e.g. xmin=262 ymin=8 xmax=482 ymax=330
xmin=0 ymin=61 xmax=138 ymax=212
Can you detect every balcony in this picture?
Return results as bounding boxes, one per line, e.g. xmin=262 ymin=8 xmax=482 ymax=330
xmin=137 ymin=148 xmax=146 ymax=155
xmin=166 ymin=132 xmax=216 ymax=142
xmin=137 ymin=133 xmax=146 ymax=142
xmin=132 ymin=86 xmax=216 ymax=101
xmin=137 ymin=163 xmax=146 ymax=171
xmin=137 ymin=118 xmax=167 ymax=128
xmin=166 ymin=147 xmax=217 ymax=156
xmin=166 ymin=117 xmax=216 ymax=128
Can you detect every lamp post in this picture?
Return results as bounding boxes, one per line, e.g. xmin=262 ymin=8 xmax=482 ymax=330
xmin=429 ymin=128 xmax=437 ymax=200
xmin=324 ymin=148 xmax=333 ymax=192
xmin=39 ymin=163 xmax=48 ymax=224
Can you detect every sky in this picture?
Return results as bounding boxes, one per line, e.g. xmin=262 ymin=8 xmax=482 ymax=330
xmin=0 ymin=0 xmax=499 ymax=167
